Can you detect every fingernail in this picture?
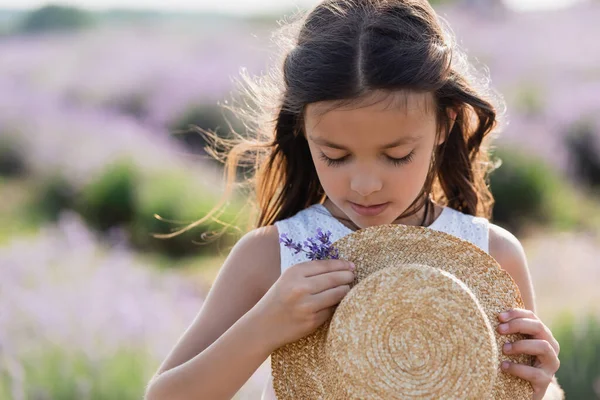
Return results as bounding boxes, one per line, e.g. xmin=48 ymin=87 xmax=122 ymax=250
xmin=498 ymin=323 xmax=508 ymax=333
xmin=502 ymin=361 xmax=510 ymax=370
xmin=503 ymin=342 xmax=512 ymax=352
xmin=348 ymin=262 xmax=355 ymax=270
xmin=499 ymin=312 xmax=510 ymax=320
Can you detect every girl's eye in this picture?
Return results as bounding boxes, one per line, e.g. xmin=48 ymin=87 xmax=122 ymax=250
xmin=318 ymin=151 xmax=415 ymax=167
xmin=386 ymin=150 xmax=415 ymax=166
xmin=318 ymin=152 xmax=348 ymax=167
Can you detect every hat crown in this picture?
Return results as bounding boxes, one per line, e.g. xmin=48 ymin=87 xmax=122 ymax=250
xmin=324 ymin=264 xmax=498 ymax=399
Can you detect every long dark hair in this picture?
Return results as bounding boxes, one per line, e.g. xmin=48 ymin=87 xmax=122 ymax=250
xmin=161 ymin=0 xmax=503 ymax=237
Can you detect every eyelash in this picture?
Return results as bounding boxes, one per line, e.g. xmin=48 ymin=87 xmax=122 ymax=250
xmin=318 ymin=151 xmax=415 ymax=167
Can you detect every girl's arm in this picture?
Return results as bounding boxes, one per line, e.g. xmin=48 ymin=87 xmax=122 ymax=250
xmin=489 ymin=224 xmax=564 ymax=400
xmin=144 ymin=225 xmax=282 ymax=400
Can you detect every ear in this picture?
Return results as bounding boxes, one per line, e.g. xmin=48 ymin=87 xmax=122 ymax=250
xmin=436 ymin=108 xmax=457 ymax=146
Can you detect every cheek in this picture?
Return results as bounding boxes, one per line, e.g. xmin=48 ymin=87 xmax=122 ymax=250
xmin=309 ymin=149 xmax=332 ymax=183
xmin=388 ymin=152 xmax=433 ymax=194
xmin=313 ymin=161 xmax=345 ymax=192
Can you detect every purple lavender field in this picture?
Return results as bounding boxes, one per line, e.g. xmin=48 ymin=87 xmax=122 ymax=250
xmin=0 ymin=2 xmax=599 ymax=399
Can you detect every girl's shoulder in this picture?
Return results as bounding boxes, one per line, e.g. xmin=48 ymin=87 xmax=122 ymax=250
xmin=488 ymin=223 xmax=536 ymax=312
xmin=225 ymin=225 xmax=282 ymax=292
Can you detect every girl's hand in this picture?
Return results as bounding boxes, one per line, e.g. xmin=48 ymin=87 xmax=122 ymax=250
xmin=497 ymin=308 xmax=561 ymax=400
xmin=254 ymin=259 xmax=355 ymax=351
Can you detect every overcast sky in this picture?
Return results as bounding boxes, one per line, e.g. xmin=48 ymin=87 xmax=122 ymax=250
xmin=0 ymin=0 xmax=585 ymax=14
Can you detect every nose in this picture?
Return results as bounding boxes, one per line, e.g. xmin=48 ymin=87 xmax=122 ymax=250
xmin=350 ymin=171 xmax=383 ymax=197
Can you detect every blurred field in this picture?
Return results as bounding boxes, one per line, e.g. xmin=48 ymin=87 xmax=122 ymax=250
xmin=1 ymin=2 xmax=599 ymax=399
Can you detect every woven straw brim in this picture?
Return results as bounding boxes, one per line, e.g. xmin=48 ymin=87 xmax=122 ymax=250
xmin=271 ymin=224 xmax=534 ymax=400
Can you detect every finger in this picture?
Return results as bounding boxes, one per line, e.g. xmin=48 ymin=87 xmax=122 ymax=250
xmin=498 ymin=309 xmax=561 ymax=356
xmin=501 ymin=361 xmax=552 ymax=388
xmin=503 ymin=340 xmax=560 ymax=371
xmin=497 ymin=318 xmax=551 ymax=338
xmin=307 ymin=270 xmax=355 ymax=294
xmin=301 ymin=259 xmax=355 ymax=277
xmin=497 ymin=318 xmax=560 ymax=356
xmin=313 ymin=307 xmax=335 ymax=326
xmin=498 ymin=308 xmax=536 ymax=323
xmin=311 ymin=284 xmax=351 ymax=312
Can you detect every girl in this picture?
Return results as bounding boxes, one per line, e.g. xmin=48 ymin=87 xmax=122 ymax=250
xmin=145 ymin=0 xmax=561 ymax=399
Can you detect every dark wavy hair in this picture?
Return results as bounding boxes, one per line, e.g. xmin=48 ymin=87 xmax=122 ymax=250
xmin=160 ymin=0 xmax=505 ymax=238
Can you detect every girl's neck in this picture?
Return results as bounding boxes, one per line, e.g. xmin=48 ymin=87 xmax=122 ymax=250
xmin=322 ymin=197 xmax=443 ymax=231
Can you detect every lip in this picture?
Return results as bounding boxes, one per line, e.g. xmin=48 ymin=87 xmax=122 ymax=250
xmin=349 ymin=201 xmax=390 ymax=217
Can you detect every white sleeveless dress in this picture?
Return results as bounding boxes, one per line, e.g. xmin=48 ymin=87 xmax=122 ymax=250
xmin=260 ymin=203 xmax=490 ymax=400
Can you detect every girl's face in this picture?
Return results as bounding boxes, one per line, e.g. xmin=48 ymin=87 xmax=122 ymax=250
xmin=304 ymin=90 xmax=445 ymax=229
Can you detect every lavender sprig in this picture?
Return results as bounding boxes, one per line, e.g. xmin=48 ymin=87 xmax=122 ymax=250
xmin=280 ymin=228 xmax=340 ymax=260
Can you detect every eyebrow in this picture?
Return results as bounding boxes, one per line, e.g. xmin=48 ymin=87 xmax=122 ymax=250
xmin=308 ymin=134 xmax=421 ymax=150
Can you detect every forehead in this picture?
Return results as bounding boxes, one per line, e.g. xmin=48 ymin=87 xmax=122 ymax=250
xmin=304 ymin=90 xmax=437 ymax=136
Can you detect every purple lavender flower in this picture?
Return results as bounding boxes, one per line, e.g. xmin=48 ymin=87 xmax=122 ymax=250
xmin=280 ymin=230 xmax=339 ymax=260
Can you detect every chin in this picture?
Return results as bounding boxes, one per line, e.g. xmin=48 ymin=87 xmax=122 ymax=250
xmin=347 ymin=209 xmax=392 ymax=227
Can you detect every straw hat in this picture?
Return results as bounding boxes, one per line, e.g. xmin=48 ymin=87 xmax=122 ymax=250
xmin=271 ymin=224 xmax=534 ymax=399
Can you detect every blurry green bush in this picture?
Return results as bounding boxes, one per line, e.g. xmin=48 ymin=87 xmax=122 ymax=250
xmin=76 ymin=160 xmax=137 ymax=232
xmin=32 ymin=174 xmax=78 ymax=223
xmin=565 ymin=119 xmax=600 ymax=189
xmin=31 ymin=160 xmax=246 ymax=259
xmin=17 ymin=4 xmax=94 ymax=34
xmin=552 ymin=312 xmax=600 ymax=400
xmin=487 ymin=146 xmax=598 ymax=233
xmin=130 ymin=168 xmax=244 ymax=259
xmin=489 ymin=147 xmax=562 ymax=233
xmin=0 ymin=136 xmax=27 ymax=178
xmin=0 ymin=345 xmax=153 ymax=400
xmin=169 ymin=103 xmax=245 ymax=157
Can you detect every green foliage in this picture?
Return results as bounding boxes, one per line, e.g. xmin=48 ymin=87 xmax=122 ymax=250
xmin=552 ymin=312 xmax=600 ymax=400
xmin=0 ymin=345 xmax=155 ymax=400
xmin=130 ymin=169 xmax=243 ymax=259
xmin=26 ymin=159 xmax=244 ymax=258
xmin=31 ymin=174 xmax=78 ymax=223
xmin=565 ymin=119 xmax=600 ymax=188
xmin=169 ymin=102 xmax=255 ymax=182
xmin=75 ymin=160 xmax=137 ymax=232
xmin=0 ymin=136 xmax=27 ymax=177
xmin=489 ymin=147 xmax=561 ymax=233
xmin=17 ymin=4 xmax=94 ymax=34
xmin=169 ymin=103 xmax=244 ymax=157
xmin=490 ymin=146 xmax=600 ymax=232
xmin=0 ymin=178 xmax=42 ymax=244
